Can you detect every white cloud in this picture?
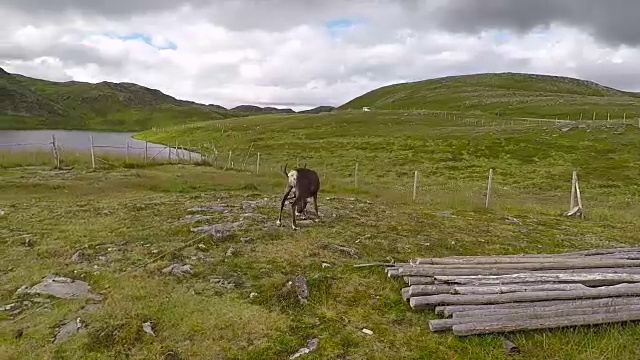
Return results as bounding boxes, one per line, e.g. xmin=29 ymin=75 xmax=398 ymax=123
xmin=1 ymin=1 xmax=640 ymax=111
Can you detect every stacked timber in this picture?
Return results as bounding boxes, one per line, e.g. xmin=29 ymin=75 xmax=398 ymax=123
xmin=386 ymin=247 xmax=640 ymax=336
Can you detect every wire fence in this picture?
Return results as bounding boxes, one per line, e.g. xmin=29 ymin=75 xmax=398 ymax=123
xmin=2 ymin=115 xmax=640 ymax=222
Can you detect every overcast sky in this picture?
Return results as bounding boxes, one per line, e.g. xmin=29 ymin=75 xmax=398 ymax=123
xmin=2 ymin=0 xmax=640 ymax=110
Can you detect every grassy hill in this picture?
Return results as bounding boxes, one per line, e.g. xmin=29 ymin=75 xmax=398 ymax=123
xmin=0 ymin=68 xmax=317 ymax=131
xmin=4 ymin=110 xmax=640 ymax=358
xmin=339 ymin=72 xmax=640 ymax=119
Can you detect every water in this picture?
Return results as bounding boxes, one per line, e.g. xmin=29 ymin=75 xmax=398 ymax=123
xmin=0 ymin=129 xmax=201 ymax=161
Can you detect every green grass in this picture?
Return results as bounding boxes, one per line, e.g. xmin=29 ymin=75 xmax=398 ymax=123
xmin=3 ymin=111 xmax=640 ymax=359
xmin=339 ymin=72 xmax=640 ymax=120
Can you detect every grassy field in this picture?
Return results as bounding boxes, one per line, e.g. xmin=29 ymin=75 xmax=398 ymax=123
xmin=339 ymin=72 xmax=640 ymax=120
xmin=3 ymin=111 xmax=640 ymax=359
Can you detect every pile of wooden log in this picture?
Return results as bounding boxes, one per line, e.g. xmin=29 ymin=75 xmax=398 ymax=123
xmin=387 ymin=247 xmax=640 ymax=336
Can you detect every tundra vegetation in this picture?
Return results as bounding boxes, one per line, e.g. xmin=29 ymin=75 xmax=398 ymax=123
xmin=2 ymin=72 xmax=640 ymax=359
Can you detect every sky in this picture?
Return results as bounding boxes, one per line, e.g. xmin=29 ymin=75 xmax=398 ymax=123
xmin=2 ymin=0 xmax=640 ymax=111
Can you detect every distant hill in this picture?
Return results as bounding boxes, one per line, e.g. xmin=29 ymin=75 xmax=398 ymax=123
xmin=299 ymin=106 xmax=336 ymax=114
xmin=339 ymin=72 xmax=640 ymax=119
xmin=231 ymin=105 xmax=295 ymax=114
xmin=0 ymin=68 xmax=334 ymax=131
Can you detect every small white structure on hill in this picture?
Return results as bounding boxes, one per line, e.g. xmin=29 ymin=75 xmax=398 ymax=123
xmin=362 ymin=107 xmax=371 ymax=112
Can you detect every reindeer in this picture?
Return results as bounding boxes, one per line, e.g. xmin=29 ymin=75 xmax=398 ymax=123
xmin=277 ymin=164 xmax=320 ymax=230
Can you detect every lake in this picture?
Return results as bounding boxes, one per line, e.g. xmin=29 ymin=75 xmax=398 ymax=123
xmin=0 ymin=129 xmax=201 ymax=161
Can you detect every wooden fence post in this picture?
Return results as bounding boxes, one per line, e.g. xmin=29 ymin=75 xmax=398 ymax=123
xmin=125 ymin=141 xmax=129 ymax=163
xmin=51 ymin=134 xmax=60 ymax=168
xmin=355 ymin=163 xmax=359 ymax=188
xmin=485 ymin=169 xmax=493 ymax=208
xmin=570 ymin=171 xmax=577 ymax=211
xmin=89 ymin=135 xmax=95 ymax=169
xmin=256 ymin=153 xmax=260 ymax=174
xmin=413 ymin=171 xmax=418 ymax=201
xmin=144 ymin=141 xmax=148 ymax=164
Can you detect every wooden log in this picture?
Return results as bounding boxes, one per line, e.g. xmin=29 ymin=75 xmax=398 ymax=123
xmin=453 ymin=297 xmax=640 ymax=319
xmin=407 ymin=283 xmax=587 ymax=297
xmin=439 ymin=297 xmax=640 ymax=317
xmin=413 ymin=253 xmax=640 ymax=265
xmin=403 ymin=277 xmax=435 ymax=285
xmin=430 ymin=304 xmax=640 ymax=332
xmin=562 ymin=247 xmax=640 ymax=256
xmin=397 ymin=266 xmax=640 ymax=278
xmin=434 ymin=272 xmax=640 ymax=286
xmin=410 ymin=283 xmax=640 ymax=310
xmin=452 ymin=310 xmax=640 ymax=336
xmin=401 ymin=287 xmax=411 ymax=301
xmin=398 ymin=259 xmax=640 ymax=274
xmin=387 ymin=268 xmax=400 ymax=277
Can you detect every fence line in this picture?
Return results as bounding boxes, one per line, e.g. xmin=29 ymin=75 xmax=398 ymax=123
xmin=0 ymin=117 xmax=637 ymax=219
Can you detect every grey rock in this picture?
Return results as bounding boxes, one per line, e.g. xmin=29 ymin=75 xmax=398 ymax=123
xmin=175 ymin=214 xmax=213 ymax=225
xmin=71 ymin=251 xmax=85 ymax=262
xmin=26 ymin=275 xmax=102 ymax=300
xmin=289 ymin=337 xmax=320 ymax=359
xmin=0 ymin=303 xmax=17 ymax=311
xmin=161 ymin=264 xmax=193 ymax=276
xmin=142 ymin=321 xmax=155 ymax=336
xmin=53 ymin=318 xmax=83 ymax=344
xmin=191 ymin=221 xmax=244 ymax=238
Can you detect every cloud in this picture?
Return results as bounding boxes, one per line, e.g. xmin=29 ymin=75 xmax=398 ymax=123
xmin=430 ymin=0 xmax=640 ymax=47
xmin=1 ymin=1 xmax=640 ymax=111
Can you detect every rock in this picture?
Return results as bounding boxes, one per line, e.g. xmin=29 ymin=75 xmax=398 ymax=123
xmin=225 ymin=247 xmax=235 ymax=257
xmin=210 ymin=277 xmax=235 ymax=289
xmin=0 ymin=303 xmax=17 ymax=311
xmin=80 ymin=303 xmax=102 ymax=313
xmin=191 ymin=221 xmax=245 ymax=238
xmin=187 ymin=204 xmax=229 ymax=213
xmin=241 ymin=198 xmax=270 ymax=211
xmin=175 ymin=214 xmax=213 ymax=225
xmin=197 ymin=244 xmax=208 ymax=251
xmin=503 ymin=337 xmax=520 ymax=354
xmin=142 ymin=321 xmax=155 ymax=336
xmin=161 ymin=264 xmax=193 ymax=276
xmin=26 ymin=275 xmax=103 ymax=300
xmin=321 ymin=263 xmax=331 ymax=268
xmin=0 ymin=209 xmax=5 ymax=216
xmin=53 ymin=318 xmax=83 ymax=344
xmin=71 ymin=251 xmax=85 ymax=262
xmin=249 ymin=292 xmax=259 ymax=299
xmin=294 ymin=276 xmax=309 ymax=304
xmin=289 ymin=337 xmax=320 ymax=359
xmin=24 ymin=237 xmax=33 ymax=248
xmin=361 ymin=328 xmax=374 ymax=335
xmin=328 ymin=244 xmax=358 ymax=257
xmin=505 ymin=216 xmax=522 ymax=224
xmin=437 ymin=211 xmax=457 ymax=218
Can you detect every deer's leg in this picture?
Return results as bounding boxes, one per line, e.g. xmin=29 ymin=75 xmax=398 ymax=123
xmin=290 ymin=196 xmax=303 ymax=230
xmin=277 ymin=186 xmax=293 ymax=226
xmin=312 ymin=193 xmax=319 ymax=217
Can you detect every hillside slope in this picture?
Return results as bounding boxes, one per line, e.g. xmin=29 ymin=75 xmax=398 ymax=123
xmin=339 ymin=72 xmax=640 ymax=119
xmin=0 ymin=68 xmax=314 ymax=131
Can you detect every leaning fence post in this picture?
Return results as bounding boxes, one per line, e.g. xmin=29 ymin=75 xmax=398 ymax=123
xmin=144 ymin=141 xmax=148 ymax=164
xmin=485 ymin=168 xmax=493 ymax=208
xmin=89 ymin=135 xmax=95 ymax=169
xmin=256 ymin=153 xmax=260 ymax=174
xmin=125 ymin=141 xmax=130 ymax=163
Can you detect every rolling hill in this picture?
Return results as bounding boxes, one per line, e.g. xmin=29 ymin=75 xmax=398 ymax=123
xmin=0 ymin=68 xmax=324 ymax=131
xmin=339 ymin=72 xmax=640 ymax=119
